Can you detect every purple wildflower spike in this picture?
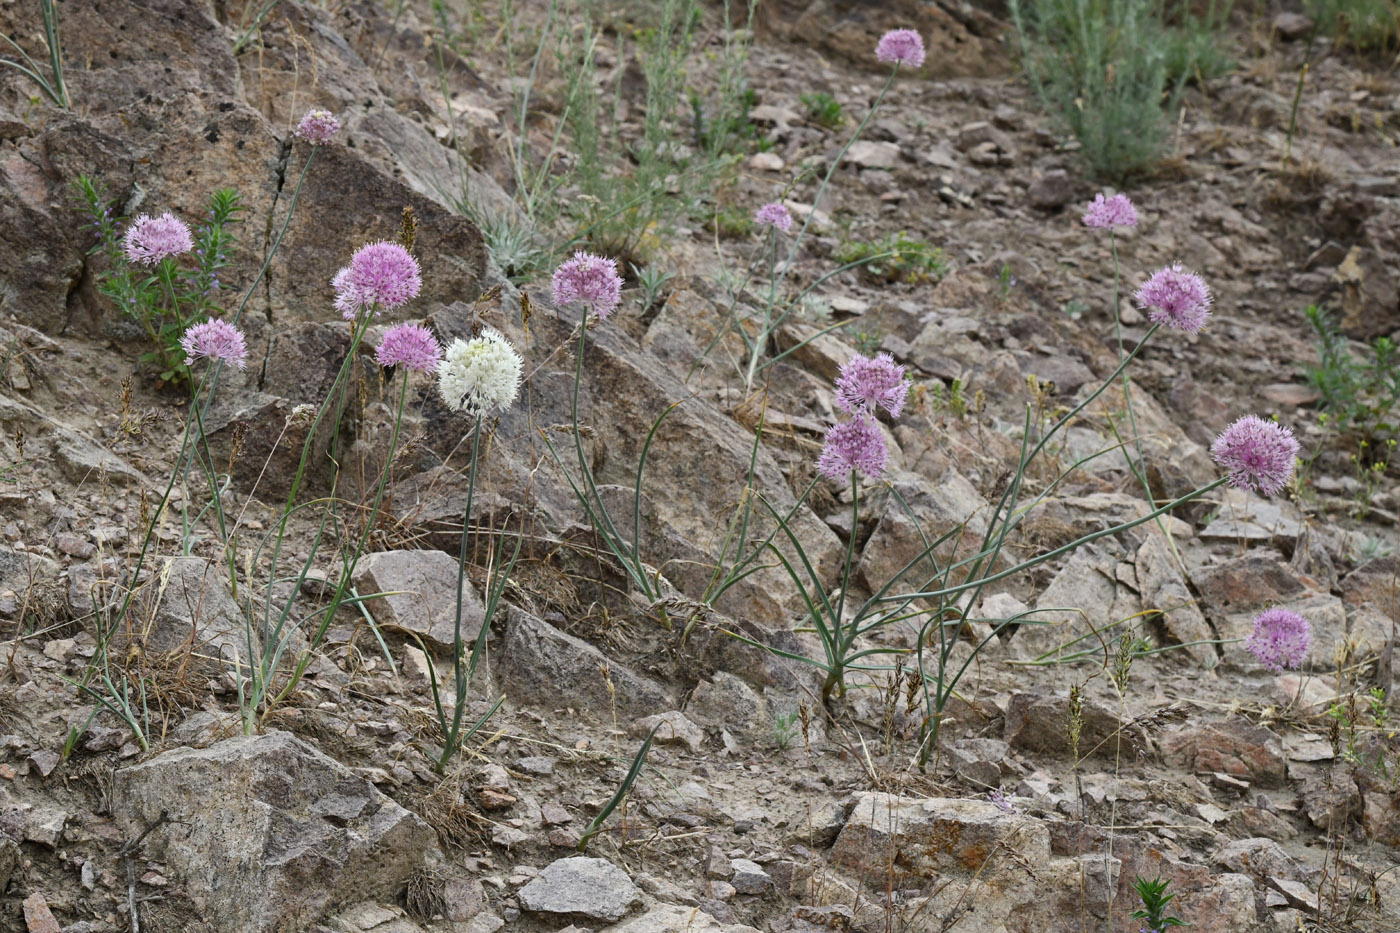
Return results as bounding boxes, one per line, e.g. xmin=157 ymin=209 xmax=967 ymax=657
xmin=296 ymin=109 xmax=341 ymax=145
xmin=376 ymin=322 xmax=442 ymax=373
xmin=181 ymin=319 xmax=248 ymax=370
xmin=755 ymin=202 xmax=793 ymax=233
xmin=835 ymin=352 xmax=909 ymax=418
xmin=333 ymin=241 xmax=422 ymax=320
xmin=876 ymin=29 xmax=926 ymax=68
xmin=124 ymin=212 xmax=194 ymax=265
xmin=1211 ymin=415 xmax=1299 ymax=496
xmin=818 ymin=414 xmax=888 ymax=482
xmin=1134 ymin=263 xmax=1212 ymax=335
xmin=1245 ymin=608 xmax=1311 ymax=672
xmin=1082 ymin=193 xmax=1138 ymax=229
xmin=552 ymin=251 xmax=624 ymax=319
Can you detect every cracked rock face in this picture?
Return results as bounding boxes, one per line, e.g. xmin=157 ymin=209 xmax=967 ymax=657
xmin=113 ymin=731 xmax=440 ymax=933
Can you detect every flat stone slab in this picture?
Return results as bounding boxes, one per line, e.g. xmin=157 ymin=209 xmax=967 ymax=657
xmin=517 ymin=856 xmax=641 ymax=923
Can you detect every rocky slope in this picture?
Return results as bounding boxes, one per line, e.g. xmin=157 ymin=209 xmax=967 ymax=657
xmin=0 ymin=1 xmax=1397 ymax=932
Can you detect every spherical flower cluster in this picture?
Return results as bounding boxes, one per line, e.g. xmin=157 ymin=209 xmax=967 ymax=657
xmin=552 ymin=251 xmax=623 ymax=319
xmin=124 ymin=212 xmax=194 ymax=265
xmin=1082 ymin=193 xmax=1138 ymax=229
xmin=835 ymin=352 xmax=909 ymax=418
xmin=1211 ymin=414 xmax=1299 ymax=496
xmin=818 ymin=414 xmax=888 ymax=482
xmin=1245 ymin=608 xmax=1311 ymax=673
xmin=333 ymin=241 xmax=422 ymax=320
xmin=875 ymin=29 xmax=926 ymax=68
xmin=1134 ymin=263 xmax=1213 ymax=335
xmin=437 ymin=328 xmax=523 ymax=416
xmin=181 ymin=318 xmax=248 ymax=370
xmin=376 ymin=322 xmax=442 ymax=373
xmin=295 ymin=109 xmax=341 ymax=145
xmin=755 ymin=202 xmax=793 ymax=233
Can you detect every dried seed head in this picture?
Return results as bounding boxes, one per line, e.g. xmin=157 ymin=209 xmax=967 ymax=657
xmin=1067 ymin=684 xmax=1084 ymax=754
xmin=399 ymin=205 xmax=418 ymax=254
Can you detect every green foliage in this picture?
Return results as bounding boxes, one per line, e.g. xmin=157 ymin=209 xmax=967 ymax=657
xmin=1131 ymin=876 xmax=1186 ymax=933
xmin=773 ymin=710 xmax=800 ymax=750
xmin=835 ymin=232 xmax=949 ymax=284
xmin=1308 ymin=0 xmax=1399 ymax=52
xmin=504 ymin=0 xmax=754 ymax=262
xmin=1162 ymin=0 xmax=1235 ymax=84
xmin=800 ymin=90 xmax=844 ymax=129
xmin=711 ymin=205 xmax=755 ymax=239
xmin=73 ymin=178 xmax=244 ymax=385
xmin=472 ymin=206 xmax=547 ymax=282
xmin=1008 ymin=0 xmax=1180 ymax=179
xmin=579 ymin=722 xmax=662 ymax=850
xmin=631 ymin=261 xmax=675 ymax=312
xmin=0 ymin=0 xmax=69 ymax=110
xmin=1303 ymin=304 xmax=1400 ymax=447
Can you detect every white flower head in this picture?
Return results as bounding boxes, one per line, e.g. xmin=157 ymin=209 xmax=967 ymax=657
xmin=437 ymin=328 xmax=523 ymax=416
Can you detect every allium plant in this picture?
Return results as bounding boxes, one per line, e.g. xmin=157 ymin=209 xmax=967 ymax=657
xmin=538 ymin=251 xmax=685 ymax=629
xmin=552 ymin=250 xmax=623 ymax=320
xmin=725 ymin=204 xmax=1302 ymax=762
xmin=835 ymin=352 xmax=909 ymax=418
xmin=424 ymin=325 xmax=522 ymax=771
xmin=1135 ymin=262 xmax=1212 ymax=335
xmin=66 ymin=120 xmax=346 ymax=755
xmin=1211 ymin=415 xmax=1300 ymax=496
xmin=875 ymin=29 xmax=927 ymax=68
xmin=295 ymin=108 xmax=340 ymax=145
xmin=1082 ymin=192 xmax=1137 ymax=229
xmin=123 ymin=212 xmax=194 ymax=265
xmin=333 ymin=241 xmax=422 ymax=320
xmin=180 ymin=319 xmax=248 ymax=370
xmin=241 ymin=239 xmax=438 ymax=735
xmin=1245 ymin=608 xmax=1311 ymax=672
xmin=754 ymin=202 xmax=793 ymax=232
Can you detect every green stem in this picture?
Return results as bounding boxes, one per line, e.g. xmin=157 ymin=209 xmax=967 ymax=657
xmin=442 ymin=412 xmax=484 ymax=766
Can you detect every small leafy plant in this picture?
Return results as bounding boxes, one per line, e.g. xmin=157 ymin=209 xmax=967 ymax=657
xmin=773 ymin=710 xmax=801 ymax=750
xmin=74 ymin=179 xmax=244 ymax=384
xmin=1308 ymin=0 xmax=1399 ymax=52
xmin=800 ymin=90 xmax=844 ymax=129
xmin=1303 ymin=303 xmax=1400 ymax=448
xmin=1009 ymin=0 xmax=1181 ymax=179
xmin=1131 ymin=876 xmax=1186 ymax=932
xmin=835 ymin=231 xmax=949 ymax=284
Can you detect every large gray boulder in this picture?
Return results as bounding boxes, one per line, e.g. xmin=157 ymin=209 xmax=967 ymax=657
xmin=113 ymin=731 xmax=440 ymax=933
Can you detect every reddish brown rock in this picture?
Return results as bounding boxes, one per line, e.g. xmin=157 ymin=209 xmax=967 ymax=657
xmin=1162 ymin=718 xmax=1287 ymax=787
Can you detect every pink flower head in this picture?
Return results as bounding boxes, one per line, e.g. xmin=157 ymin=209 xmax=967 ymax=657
xmin=333 ymin=241 xmax=422 ymax=320
xmin=1082 ymin=193 xmax=1138 ymax=229
xmin=1245 ymin=608 xmax=1311 ymax=673
xmin=376 ymin=322 xmax=442 ymax=373
xmin=755 ymin=202 xmax=793 ymax=233
xmin=123 ymin=212 xmax=194 ymax=265
xmin=295 ymin=109 xmax=341 ymax=145
xmin=836 ymin=352 xmax=909 ymax=418
xmin=818 ymin=414 xmax=888 ymax=482
xmin=1211 ymin=415 xmax=1299 ymax=496
xmin=552 ymin=250 xmax=623 ymax=319
xmin=181 ymin=319 xmax=248 ymax=370
xmin=1134 ymin=263 xmax=1212 ymax=335
xmin=876 ymin=29 xmax=926 ymax=68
